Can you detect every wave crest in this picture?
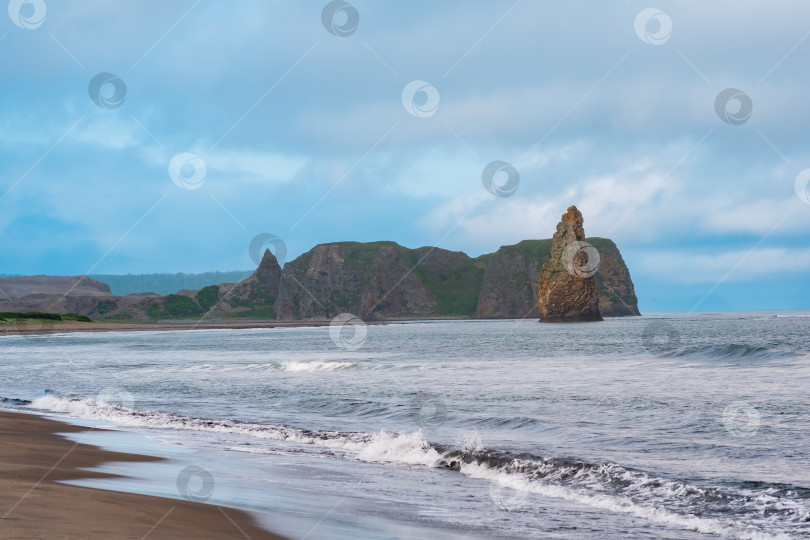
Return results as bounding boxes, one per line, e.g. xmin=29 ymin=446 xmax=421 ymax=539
xmin=671 ymin=343 xmax=787 ymax=360
xmin=280 ymin=361 xmax=358 ymax=372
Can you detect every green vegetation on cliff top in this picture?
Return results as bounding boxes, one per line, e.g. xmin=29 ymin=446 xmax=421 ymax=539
xmin=0 ymin=312 xmax=92 ymax=324
xmin=283 ymin=241 xmax=488 ymax=317
xmin=147 ymin=294 xmax=205 ymax=320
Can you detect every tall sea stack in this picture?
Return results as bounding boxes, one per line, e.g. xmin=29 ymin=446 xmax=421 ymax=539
xmin=537 ymin=206 xmax=603 ymax=322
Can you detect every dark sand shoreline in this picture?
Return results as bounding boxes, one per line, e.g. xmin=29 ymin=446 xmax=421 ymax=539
xmin=0 ymin=319 xmax=341 ymax=336
xmin=0 ymin=411 xmax=284 ymax=539
xmin=0 ymin=317 xmax=475 ymax=336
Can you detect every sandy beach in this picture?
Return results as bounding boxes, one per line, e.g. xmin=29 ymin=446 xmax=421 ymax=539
xmin=0 ymin=411 xmax=284 ymax=539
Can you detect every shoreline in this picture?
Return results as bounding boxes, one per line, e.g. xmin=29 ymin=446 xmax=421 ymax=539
xmin=0 ymin=319 xmax=342 ymax=336
xmin=1 ymin=310 xmax=802 ymax=337
xmin=0 ymin=317 xmax=473 ymax=336
xmin=0 ymin=411 xmax=285 ymax=539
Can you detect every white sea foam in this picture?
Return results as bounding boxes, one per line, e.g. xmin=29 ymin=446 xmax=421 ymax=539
xmin=461 ymin=462 xmax=785 ymax=540
xmin=161 ymin=360 xmax=361 ymax=373
xmin=279 ymin=361 xmax=358 ymax=372
xmin=29 ymin=395 xmax=435 ymax=467
xmin=25 ymin=394 xmax=801 ymax=539
xmin=357 ymin=430 xmax=441 ymax=466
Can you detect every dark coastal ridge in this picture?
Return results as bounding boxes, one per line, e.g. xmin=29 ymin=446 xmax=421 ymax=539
xmin=0 ymin=238 xmax=639 ymax=322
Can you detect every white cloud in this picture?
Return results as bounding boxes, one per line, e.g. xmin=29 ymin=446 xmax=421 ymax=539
xmin=416 ymin=143 xmax=810 ymax=260
xmin=635 ymin=246 xmax=810 ymax=284
xmin=205 ymin=150 xmax=307 ymax=184
xmin=701 ymin=199 xmax=801 ymax=235
xmin=73 ymin=116 xmax=141 ymax=150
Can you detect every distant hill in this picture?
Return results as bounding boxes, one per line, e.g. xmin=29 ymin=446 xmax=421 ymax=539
xmin=88 ymin=271 xmax=252 ymax=296
xmin=1 ymin=272 xmax=253 ymax=297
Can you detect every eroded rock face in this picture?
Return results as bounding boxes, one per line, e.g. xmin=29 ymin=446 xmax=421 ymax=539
xmin=220 ymin=249 xmax=282 ymax=310
xmin=0 ymin=275 xmax=115 ymax=315
xmin=274 ymin=242 xmax=438 ymax=320
xmin=537 ymin=206 xmax=603 ymax=322
xmin=475 ymin=238 xmax=640 ymax=318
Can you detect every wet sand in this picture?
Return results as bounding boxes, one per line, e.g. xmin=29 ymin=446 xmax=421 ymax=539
xmin=0 ymin=411 xmax=284 ymax=539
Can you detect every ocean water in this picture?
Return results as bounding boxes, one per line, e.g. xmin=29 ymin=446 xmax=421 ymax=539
xmin=0 ymin=313 xmax=809 ymax=539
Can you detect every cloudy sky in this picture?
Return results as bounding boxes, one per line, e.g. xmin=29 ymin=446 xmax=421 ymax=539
xmin=1 ymin=0 xmax=809 ymax=312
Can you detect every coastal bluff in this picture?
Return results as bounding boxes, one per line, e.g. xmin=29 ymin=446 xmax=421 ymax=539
xmin=0 ymin=237 xmax=639 ymax=322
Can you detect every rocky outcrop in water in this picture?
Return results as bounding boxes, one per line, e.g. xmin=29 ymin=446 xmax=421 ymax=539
xmin=536 ymin=206 xmax=603 ymax=322
xmin=476 ymin=238 xmax=639 ymax=318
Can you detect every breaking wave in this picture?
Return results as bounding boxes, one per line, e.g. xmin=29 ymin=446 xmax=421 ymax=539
xmin=10 ymin=393 xmax=808 ymax=539
xmin=670 ymin=344 xmax=790 ymax=360
xmin=279 ymin=361 xmax=358 ymax=372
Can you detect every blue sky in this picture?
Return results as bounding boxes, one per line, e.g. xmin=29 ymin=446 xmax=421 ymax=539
xmin=1 ymin=0 xmax=809 ymax=313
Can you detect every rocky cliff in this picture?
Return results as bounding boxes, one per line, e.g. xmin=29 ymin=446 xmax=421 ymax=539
xmin=214 ymin=249 xmax=282 ymax=318
xmin=537 ymin=206 xmax=603 ymax=322
xmin=476 ymin=238 xmax=639 ymax=318
xmin=0 ymin=275 xmax=113 ymax=315
xmin=2 ymin=237 xmax=639 ymax=321
xmin=274 ymin=242 xmax=485 ymax=320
